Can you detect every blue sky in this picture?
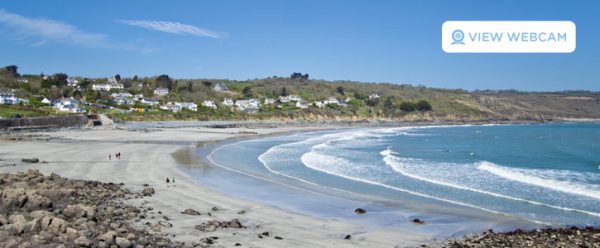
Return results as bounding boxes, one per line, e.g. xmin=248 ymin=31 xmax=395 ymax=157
xmin=0 ymin=0 xmax=599 ymax=91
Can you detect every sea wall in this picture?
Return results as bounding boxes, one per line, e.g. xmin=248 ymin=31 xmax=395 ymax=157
xmin=0 ymin=115 xmax=88 ymax=130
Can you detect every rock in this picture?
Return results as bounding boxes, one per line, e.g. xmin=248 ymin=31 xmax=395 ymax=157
xmin=237 ymin=210 xmax=246 ymax=215
xmin=225 ymin=219 xmax=243 ymax=228
xmin=40 ymin=216 xmax=53 ymax=230
xmin=49 ymin=217 xmax=67 ymax=233
xmin=274 ymin=236 xmax=283 ymax=240
xmin=345 ymin=234 xmax=352 ymax=240
xmin=211 ymin=206 xmax=219 ymax=211
xmin=412 ymin=218 xmax=425 ymax=224
xmin=354 ymin=208 xmax=367 ymax=215
xmin=74 ymin=236 xmax=91 ymax=247
xmin=116 ymin=236 xmax=133 ymax=248
xmin=181 ymin=208 xmax=201 ymax=216
xmin=21 ymin=158 xmax=40 ymax=163
xmin=8 ymin=214 xmax=26 ymax=224
xmin=30 ymin=210 xmax=54 ymax=219
xmin=261 ymin=231 xmax=270 ymax=237
xmin=63 ymin=204 xmax=96 ymax=219
xmin=235 ymin=243 xmax=241 ymax=246
xmin=142 ymin=187 xmax=155 ymax=196
xmin=99 ymin=230 xmax=117 ymax=244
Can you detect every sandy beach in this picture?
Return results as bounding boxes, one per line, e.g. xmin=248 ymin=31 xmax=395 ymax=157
xmin=0 ymin=124 xmax=434 ymax=247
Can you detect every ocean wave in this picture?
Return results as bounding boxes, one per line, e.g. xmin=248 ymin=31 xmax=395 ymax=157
xmin=477 ymin=162 xmax=600 ymax=200
xmin=380 ymin=148 xmax=600 ymax=217
xmin=299 ymin=148 xmax=548 ymax=224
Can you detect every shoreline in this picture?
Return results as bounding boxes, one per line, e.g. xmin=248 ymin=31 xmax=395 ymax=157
xmin=0 ymin=123 xmax=429 ymax=247
xmin=1 ymin=121 xmax=598 ymax=247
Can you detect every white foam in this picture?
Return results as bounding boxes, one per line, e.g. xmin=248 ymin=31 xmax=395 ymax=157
xmin=380 ymin=148 xmax=600 ymax=217
xmin=478 ymin=161 xmax=600 ymax=200
xmin=298 ymin=148 xmax=548 ymax=224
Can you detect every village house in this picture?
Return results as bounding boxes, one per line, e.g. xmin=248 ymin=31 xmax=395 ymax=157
xmin=160 ymin=102 xmax=181 ymax=113
xmin=264 ymin=98 xmax=276 ymax=105
xmin=154 ymin=87 xmax=169 ymax=96
xmin=111 ymin=92 xmax=133 ymax=99
xmin=0 ymin=90 xmax=18 ymax=105
xmin=369 ymin=93 xmax=381 ymax=100
xmin=296 ymin=101 xmax=309 ymax=109
xmin=323 ymin=97 xmax=340 ymax=105
xmin=235 ymin=99 xmax=260 ymax=112
xmin=141 ymin=98 xmax=160 ymax=106
xmin=202 ymin=100 xmax=217 ymax=109
xmin=213 ymin=83 xmax=229 ymax=92
xmin=53 ymin=98 xmax=85 ymax=113
xmin=92 ymin=84 xmax=111 ymax=91
xmin=221 ymin=98 xmax=234 ymax=107
xmin=67 ymin=78 xmax=79 ymax=87
xmin=175 ymin=102 xmax=198 ymax=111
xmin=312 ymin=101 xmax=325 ymax=108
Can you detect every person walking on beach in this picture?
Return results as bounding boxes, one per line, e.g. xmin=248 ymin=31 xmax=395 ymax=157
xmin=109 ymin=154 xmax=111 ymax=160
xmin=172 ymin=177 xmax=176 ymax=187
xmin=166 ymin=177 xmax=170 ymax=186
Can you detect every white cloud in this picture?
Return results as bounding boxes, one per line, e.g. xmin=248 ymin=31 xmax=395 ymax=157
xmin=0 ymin=9 xmax=107 ymax=47
xmin=118 ymin=19 xmax=224 ymax=39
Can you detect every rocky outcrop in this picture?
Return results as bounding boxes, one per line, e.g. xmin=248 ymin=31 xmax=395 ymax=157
xmin=426 ymin=227 xmax=600 ymax=248
xmin=0 ymin=170 xmax=190 ymax=247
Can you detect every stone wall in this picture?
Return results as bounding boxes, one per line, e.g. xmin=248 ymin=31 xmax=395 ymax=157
xmin=0 ymin=115 xmax=88 ymax=130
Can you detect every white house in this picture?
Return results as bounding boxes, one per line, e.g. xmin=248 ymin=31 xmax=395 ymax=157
xmin=41 ymin=98 xmax=51 ymax=105
xmin=67 ymin=78 xmax=79 ymax=87
xmin=53 ymin=98 xmax=85 ymax=113
xmin=323 ymin=97 xmax=340 ymax=105
xmin=133 ymin=94 xmax=144 ymax=101
xmin=176 ymin=102 xmax=198 ymax=111
xmin=288 ymin=95 xmax=302 ymax=102
xmin=0 ymin=90 xmax=18 ymax=105
xmin=111 ymin=92 xmax=133 ymax=99
xmin=107 ymin=77 xmax=119 ymax=85
xmin=202 ymin=100 xmax=217 ymax=109
xmin=264 ymin=98 xmax=276 ymax=105
xmin=160 ymin=102 xmax=181 ymax=113
xmin=92 ymin=84 xmax=111 ymax=91
xmin=278 ymin=96 xmax=290 ymax=103
xmin=154 ymin=87 xmax=169 ymax=96
xmin=222 ymin=98 xmax=234 ymax=107
xmin=369 ymin=93 xmax=381 ymax=100
xmin=141 ymin=98 xmax=160 ymax=106
xmin=296 ymin=101 xmax=309 ymax=109
xmin=235 ymin=99 xmax=260 ymax=112
xmin=312 ymin=101 xmax=325 ymax=108
xmin=213 ymin=83 xmax=229 ymax=92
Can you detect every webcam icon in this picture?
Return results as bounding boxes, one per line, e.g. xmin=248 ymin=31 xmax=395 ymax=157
xmin=452 ymin=29 xmax=465 ymax=45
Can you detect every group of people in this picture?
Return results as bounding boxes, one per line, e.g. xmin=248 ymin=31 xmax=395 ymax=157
xmin=166 ymin=177 xmax=176 ymax=187
xmin=108 ymin=152 xmax=122 ymax=160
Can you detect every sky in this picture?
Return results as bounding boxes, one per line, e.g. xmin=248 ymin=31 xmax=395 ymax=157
xmin=0 ymin=0 xmax=599 ymax=91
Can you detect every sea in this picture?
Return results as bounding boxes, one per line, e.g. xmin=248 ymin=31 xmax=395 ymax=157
xmin=191 ymin=123 xmax=600 ymax=234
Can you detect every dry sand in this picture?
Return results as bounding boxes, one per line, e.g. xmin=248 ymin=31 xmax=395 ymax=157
xmin=0 ymin=125 xmax=430 ymax=247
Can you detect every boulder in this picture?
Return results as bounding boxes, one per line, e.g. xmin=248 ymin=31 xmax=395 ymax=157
xmin=181 ymin=208 xmax=200 ymax=216
xmin=141 ymin=187 xmax=155 ymax=196
xmin=49 ymin=217 xmax=67 ymax=233
xmin=116 ymin=237 xmax=133 ymax=248
xmin=74 ymin=236 xmax=91 ymax=247
xmin=354 ymin=208 xmax=367 ymax=215
xmin=99 ymin=230 xmax=117 ymax=244
xmin=21 ymin=158 xmax=40 ymax=163
xmin=412 ymin=218 xmax=425 ymax=224
xmin=63 ymin=204 xmax=95 ymax=219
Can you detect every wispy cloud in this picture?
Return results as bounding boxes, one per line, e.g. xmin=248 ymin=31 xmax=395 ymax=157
xmin=0 ymin=9 xmax=107 ymax=47
xmin=118 ymin=19 xmax=225 ymax=39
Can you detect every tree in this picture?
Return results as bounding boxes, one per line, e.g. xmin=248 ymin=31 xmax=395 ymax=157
xmin=336 ymin=86 xmax=345 ymax=96
xmin=133 ymin=75 xmax=139 ymax=81
xmin=187 ymin=82 xmax=193 ymax=92
xmin=416 ymin=100 xmax=432 ymax=111
xmin=383 ymin=96 xmax=395 ymax=109
xmin=114 ymin=74 xmax=121 ymax=81
xmin=399 ymin=101 xmax=417 ymax=112
xmin=4 ymin=65 xmax=19 ymax=78
xmin=242 ymin=86 xmax=253 ymax=98
xmin=366 ymin=98 xmax=379 ymax=107
xmin=280 ymin=87 xmax=288 ymax=97
xmin=41 ymin=73 xmax=68 ymax=88
xmin=202 ymin=81 xmax=213 ymax=87
xmin=290 ymin=72 xmax=309 ymax=80
xmin=156 ymin=74 xmax=173 ymax=90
